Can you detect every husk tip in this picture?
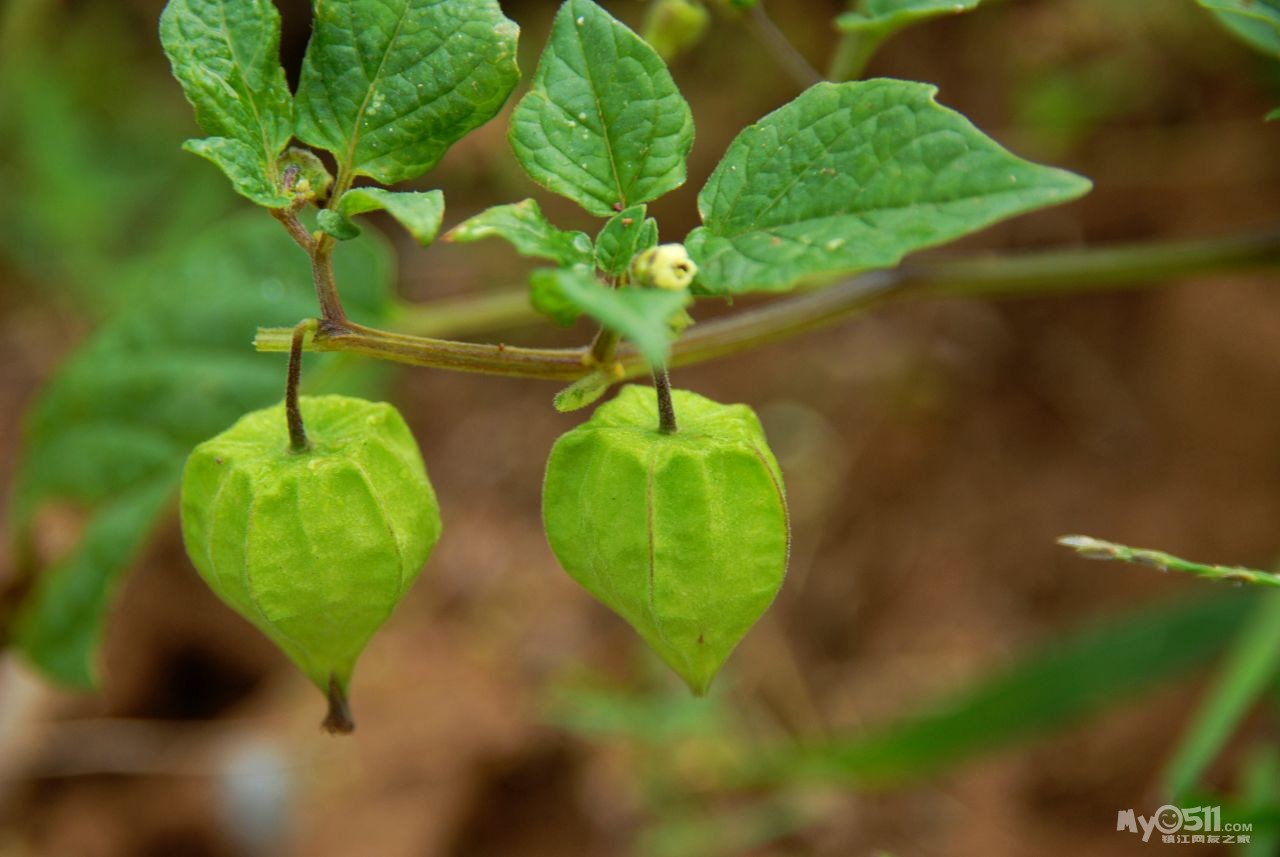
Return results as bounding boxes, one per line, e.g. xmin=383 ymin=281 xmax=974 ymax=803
xmin=321 ymin=675 xmax=355 ymax=735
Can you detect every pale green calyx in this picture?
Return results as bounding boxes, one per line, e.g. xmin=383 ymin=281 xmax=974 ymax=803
xmin=542 ymin=385 xmax=789 ymax=694
xmin=180 ymin=395 xmax=442 ymax=733
xmin=631 ymin=243 xmax=698 ymax=290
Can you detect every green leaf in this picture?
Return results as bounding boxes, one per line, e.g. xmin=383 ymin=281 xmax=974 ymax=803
xmin=182 ymin=137 xmax=289 ymax=207
xmin=595 ymin=205 xmax=659 ymax=276
xmin=294 ymin=0 xmax=520 ymax=186
xmin=159 ymin=0 xmax=294 ymax=206
xmin=13 ymin=481 xmax=173 ymax=687
xmin=1162 ymin=594 xmax=1280 ymax=800
xmin=319 ymin=187 xmax=445 ymax=245
xmin=444 ymin=198 xmax=594 ymax=266
xmin=836 ymin=0 xmax=981 ymax=38
xmin=686 ymin=80 xmax=1091 ymax=295
xmin=509 ymin=0 xmax=695 ymax=216
xmin=752 ymin=592 xmax=1251 ymax=786
xmin=529 ymin=267 xmax=687 ymax=364
xmin=1198 ymin=0 xmax=1280 ymax=58
xmin=10 ymin=215 xmax=396 ymax=687
xmin=0 ymin=25 xmax=230 ymax=306
xmin=1242 ymin=750 xmax=1280 ymax=855
xmin=1268 ymin=107 xmax=1280 ymax=121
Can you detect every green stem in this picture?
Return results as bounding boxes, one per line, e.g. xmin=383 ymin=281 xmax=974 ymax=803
xmin=259 ymin=320 xmax=590 ymax=380
xmin=1058 ymin=535 xmax=1280 ymax=588
xmin=255 ymin=226 xmax=1280 ymax=382
xmin=827 ymin=29 xmax=883 ymax=81
xmin=748 ymin=2 xmax=822 ymax=88
xmin=590 ymin=327 xmax=622 ymax=366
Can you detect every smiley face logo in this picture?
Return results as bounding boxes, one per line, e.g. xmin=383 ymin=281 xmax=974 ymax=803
xmin=1154 ymin=805 xmax=1184 ymax=834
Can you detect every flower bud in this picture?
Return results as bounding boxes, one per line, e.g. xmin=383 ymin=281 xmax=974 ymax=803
xmin=631 ymin=243 xmax=698 ymax=290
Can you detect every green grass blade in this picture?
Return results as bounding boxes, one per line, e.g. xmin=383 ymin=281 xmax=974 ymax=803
xmin=747 ymin=592 xmax=1253 ymax=787
xmin=1163 ymin=593 xmax=1280 ymax=800
xmin=1243 ymin=748 xmax=1280 ymax=855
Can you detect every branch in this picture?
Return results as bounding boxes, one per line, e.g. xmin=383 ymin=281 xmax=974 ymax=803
xmin=256 ymin=226 xmax=1280 ymax=380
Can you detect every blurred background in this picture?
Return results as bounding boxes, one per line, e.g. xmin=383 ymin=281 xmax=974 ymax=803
xmin=1 ymin=0 xmax=1280 ymax=854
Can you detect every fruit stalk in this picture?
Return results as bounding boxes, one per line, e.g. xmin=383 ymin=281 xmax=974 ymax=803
xmin=286 ymin=320 xmax=315 ymax=453
xmin=653 ymin=367 xmax=678 ymax=434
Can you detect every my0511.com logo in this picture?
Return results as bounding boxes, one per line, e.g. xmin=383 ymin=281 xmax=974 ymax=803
xmin=1117 ymin=805 xmax=1253 ymax=844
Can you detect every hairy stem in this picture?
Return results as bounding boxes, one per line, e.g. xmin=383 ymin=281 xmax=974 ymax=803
xmin=270 ymin=209 xmax=316 ymax=254
xmin=256 ymin=227 xmax=1280 ymax=381
xmin=286 ymin=320 xmax=316 ymax=453
xmin=653 ymin=367 xmax=677 ymax=433
xmin=310 ymin=237 xmax=349 ymax=326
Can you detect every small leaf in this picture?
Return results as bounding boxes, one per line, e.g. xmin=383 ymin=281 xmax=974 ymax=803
xmin=595 ymin=205 xmax=659 ymax=276
xmin=445 ymin=199 xmax=593 ymax=266
xmin=1198 ymin=0 xmax=1280 ymax=59
xmin=317 ymin=209 xmax=361 ymax=241
xmin=10 ymin=216 xmax=396 ymax=686
xmin=836 ymin=0 xmax=981 ymax=39
xmin=1268 ymin=107 xmax=1280 ymax=121
xmin=320 ymin=188 xmax=445 ymax=245
xmin=509 ymin=0 xmax=695 ymax=216
xmin=686 ymin=80 xmax=1091 ymax=295
xmin=160 ymin=0 xmax=294 ymax=206
xmin=832 ymin=2 xmax=982 ymax=79
xmin=553 ymin=369 xmax=617 ymax=412
xmin=295 ymin=0 xmax=520 ymax=185
xmin=182 ymin=137 xmax=290 ymax=207
xmin=529 ymin=267 xmax=688 ymax=365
